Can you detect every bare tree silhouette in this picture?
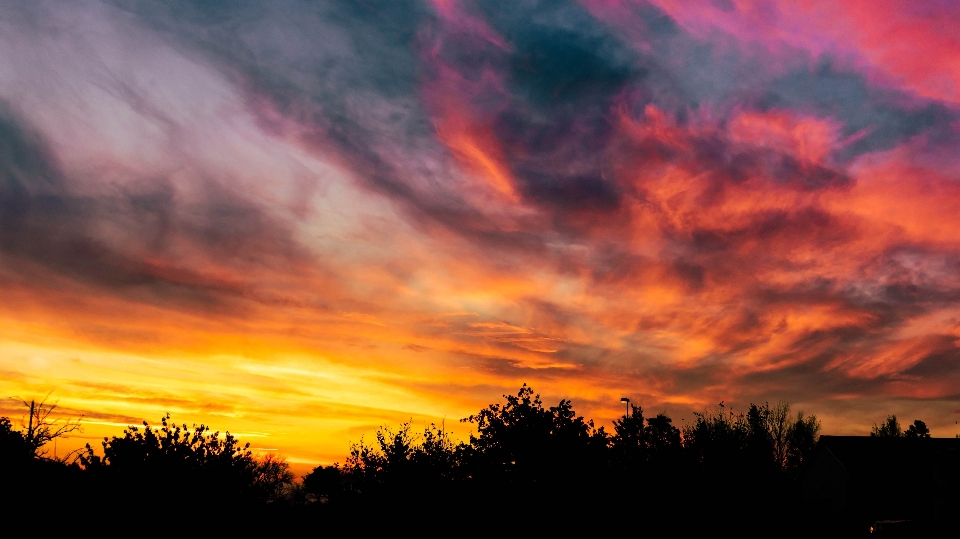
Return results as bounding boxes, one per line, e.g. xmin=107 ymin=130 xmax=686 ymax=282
xmin=11 ymin=393 xmax=83 ymax=461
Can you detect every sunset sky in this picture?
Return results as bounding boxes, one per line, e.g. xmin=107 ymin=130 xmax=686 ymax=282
xmin=3 ymin=0 xmax=960 ymax=469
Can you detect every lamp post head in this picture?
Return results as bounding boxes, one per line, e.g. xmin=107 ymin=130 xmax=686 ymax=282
xmin=620 ymin=397 xmax=630 ymax=404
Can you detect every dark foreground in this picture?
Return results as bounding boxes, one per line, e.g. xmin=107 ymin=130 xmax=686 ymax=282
xmin=3 ymin=387 xmax=956 ymax=536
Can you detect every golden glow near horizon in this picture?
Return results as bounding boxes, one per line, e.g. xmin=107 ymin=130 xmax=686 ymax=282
xmin=3 ymin=0 xmax=960 ymax=472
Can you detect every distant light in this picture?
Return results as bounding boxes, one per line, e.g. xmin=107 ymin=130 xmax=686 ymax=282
xmin=620 ymin=397 xmax=629 ymax=404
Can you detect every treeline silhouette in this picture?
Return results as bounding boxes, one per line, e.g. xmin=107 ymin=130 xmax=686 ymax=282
xmin=0 ymin=385 xmax=943 ymax=533
xmin=301 ymin=386 xmax=824 ymax=532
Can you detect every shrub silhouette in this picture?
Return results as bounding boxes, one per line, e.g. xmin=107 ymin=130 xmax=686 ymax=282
xmin=0 ymin=417 xmax=33 ymax=462
xmin=81 ymin=413 xmax=288 ymax=510
xmin=304 ymin=420 xmax=458 ymax=506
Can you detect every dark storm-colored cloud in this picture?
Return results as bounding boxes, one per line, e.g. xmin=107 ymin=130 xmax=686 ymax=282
xmin=903 ymin=339 xmax=960 ymax=378
xmin=89 ymin=0 xmax=956 ymax=252
xmin=110 ymin=0 xmax=441 ymax=191
xmin=101 ymin=1 xmax=960 ymax=376
xmin=93 ymin=1 xmax=632 ymax=230
xmin=764 ymin=62 xmax=957 ymax=161
xmin=423 ymin=2 xmax=956 ymax=234
xmin=449 ymin=1 xmax=652 ymax=216
xmin=0 ymin=105 xmax=62 ymax=235
xmin=0 ymin=105 xmax=301 ymax=307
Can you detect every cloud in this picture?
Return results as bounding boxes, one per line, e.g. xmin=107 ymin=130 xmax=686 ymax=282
xmin=0 ymin=104 xmax=305 ymax=311
xmin=4 ymin=0 xmax=960 ymax=460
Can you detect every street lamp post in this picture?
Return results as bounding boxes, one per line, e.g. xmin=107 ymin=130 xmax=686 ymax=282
xmin=620 ymin=397 xmax=630 ymax=419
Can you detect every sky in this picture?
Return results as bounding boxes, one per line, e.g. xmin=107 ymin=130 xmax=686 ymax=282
xmin=2 ymin=0 xmax=960 ymax=469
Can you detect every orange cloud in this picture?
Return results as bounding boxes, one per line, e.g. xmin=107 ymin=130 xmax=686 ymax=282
xmin=5 ymin=0 xmax=960 ymax=470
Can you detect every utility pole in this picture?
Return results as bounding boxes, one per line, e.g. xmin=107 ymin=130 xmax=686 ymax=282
xmin=28 ymin=399 xmax=35 ymax=443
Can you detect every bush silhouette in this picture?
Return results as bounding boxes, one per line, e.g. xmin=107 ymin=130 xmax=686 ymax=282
xmin=81 ymin=413 xmax=289 ymax=511
xmin=0 ymin=417 xmax=33 ymax=462
xmin=303 ymin=420 xmax=458 ymax=509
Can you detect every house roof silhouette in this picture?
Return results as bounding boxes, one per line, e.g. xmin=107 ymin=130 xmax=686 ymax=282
xmin=801 ymin=435 xmax=960 ymax=532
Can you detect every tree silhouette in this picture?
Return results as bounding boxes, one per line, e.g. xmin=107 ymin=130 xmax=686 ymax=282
xmin=639 ymin=411 xmax=684 ymax=509
xmin=609 ymin=406 xmax=682 ymax=472
xmin=610 ymin=403 xmax=645 ymax=472
xmin=682 ymin=405 xmax=750 ymax=470
xmin=302 ymin=463 xmax=347 ymax=503
xmin=645 ymin=413 xmax=681 ymax=460
xmin=904 ymin=419 xmax=930 ymax=438
xmin=2 ymin=405 xmax=87 ymax=515
xmin=871 ymin=415 xmax=903 ymax=437
xmin=7 ymin=384 xmax=950 ymax=530
xmin=460 ymin=384 xmax=607 ymax=496
xmin=785 ymin=411 xmax=820 ymax=470
xmin=745 ymin=403 xmax=776 ymax=470
xmin=768 ymin=401 xmax=791 ymax=468
xmin=252 ymin=453 xmax=296 ymax=502
xmin=11 ymin=394 xmax=83 ymax=460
